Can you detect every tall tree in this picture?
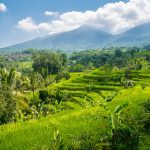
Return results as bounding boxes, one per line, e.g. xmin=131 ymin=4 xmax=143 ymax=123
xmin=29 ymin=72 xmax=43 ymax=98
xmin=32 ymin=51 xmax=67 ymax=75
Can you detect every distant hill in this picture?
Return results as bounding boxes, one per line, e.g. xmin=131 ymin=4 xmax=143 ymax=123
xmin=112 ymin=23 xmax=150 ymax=47
xmin=0 ymin=25 xmax=113 ymax=53
xmin=144 ymin=44 xmax=150 ymax=50
xmin=1 ymin=23 xmax=150 ymax=53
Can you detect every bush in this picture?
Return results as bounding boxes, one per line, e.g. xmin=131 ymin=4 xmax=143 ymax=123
xmin=111 ymin=127 xmax=139 ymax=150
xmin=68 ymin=132 xmax=101 ymax=150
xmin=0 ymin=91 xmax=17 ymax=124
xmin=56 ymin=90 xmax=71 ymax=103
xmin=111 ymin=75 xmax=122 ymax=82
xmin=70 ymin=64 xmax=85 ymax=72
xmin=120 ymin=78 xmax=135 ymax=89
xmin=50 ymin=131 xmax=64 ymax=150
xmin=55 ymin=70 xmax=70 ymax=82
xmin=142 ymin=100 xmax=150 ymax=132
xmin=141 ymin=83 xmax=148 ymax=89
xmin=30 ymin=94 xmax=41 ymax=108
xmin=39 ymin=89 xmax=49 ymax=104
xmin=39 ymin=89 xmax=57 ymax=105
xmin=42 ymin=104 xmax=56 ymax=116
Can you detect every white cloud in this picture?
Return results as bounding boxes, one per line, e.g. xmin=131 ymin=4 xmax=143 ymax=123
xmin=17 ymin=17 xmax=37 ymax=32
xmin=17 ymin=0 xmax=150 ymax=35
xmin=44 ymin=11 xmax=59 ymax=17
xmin=0 ymin=3 xmax=7 ymax=12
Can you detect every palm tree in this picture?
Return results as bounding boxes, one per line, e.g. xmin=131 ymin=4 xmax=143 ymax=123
xmin=0 ymin=67 xmax=18 ymax=91
xmin=0 ymin=67 xmax=18 ymax=124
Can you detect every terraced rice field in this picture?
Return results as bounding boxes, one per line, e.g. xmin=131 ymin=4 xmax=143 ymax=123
xmin=53 ymin=69 xmax=150 ymax=110
xmin=0 ymin=69 xmax=150 ymax=150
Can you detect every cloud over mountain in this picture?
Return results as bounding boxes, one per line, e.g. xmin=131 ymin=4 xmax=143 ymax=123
xmin=17 ymin=0 xmax=150 ymax=35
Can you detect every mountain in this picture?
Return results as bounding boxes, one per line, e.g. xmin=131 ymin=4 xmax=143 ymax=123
xmin=112 ymin=23 xmax=150 ymax=47
xmin=1 ymin=23 xmax=150 ymax=52
xmin=144 ymin=44 xmax=150 ymax=50
xmin=0 ymin=25 xmax=113 ymax=53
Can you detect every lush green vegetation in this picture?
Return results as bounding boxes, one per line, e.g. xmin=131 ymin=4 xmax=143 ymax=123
xmin=0 ymin=48 xmax=150 ymax=150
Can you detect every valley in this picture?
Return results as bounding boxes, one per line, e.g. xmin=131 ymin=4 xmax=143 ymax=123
xmin=0 ymin=48 xmax=150 ymax=150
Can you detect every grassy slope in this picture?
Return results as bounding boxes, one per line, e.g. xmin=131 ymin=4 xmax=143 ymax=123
xmin=0 ymin=70 xmax=150 ymax=150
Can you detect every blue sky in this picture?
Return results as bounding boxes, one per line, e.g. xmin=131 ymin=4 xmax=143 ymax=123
xmin=0 ymin=0 xmax=149 ymax=48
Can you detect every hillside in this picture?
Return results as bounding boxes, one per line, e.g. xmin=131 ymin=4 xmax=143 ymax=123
xmin=1 ymin=48 xmax=150 ymax=149
xmin=0 ymin=69 xmax=150 ymax=150
xmin=113 ymin=23 xmax=150 ymax=47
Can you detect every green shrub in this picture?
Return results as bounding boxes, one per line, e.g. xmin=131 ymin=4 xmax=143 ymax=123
xmin=111 ymin=127 xmax=139 ymax=150
xmin=120 ymin=78 xmax=135 ymax=89
xmin=141 ymin=83 xmax=149 ymax=89
xmin=42 ymin=104 xmax=56 ymax=116
xmin=56 ymin=90 xmax=71 ymax=103
xmin=70 ymin=64 xmax=85 ymax=72
xmin=142 ymin=100 xmax=150 ymax=132
xmin=50 ymin=131 xmax=64 ymax=150
xmin=68 ymin=132 xmax=101 ymax=150
xmin=39 ymin=89 xmax=49 ymax=104
xmin=55 ymin=70 xmax=70 ymax=82
xmin=0 ymin=91 xmax=17 ymax=124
